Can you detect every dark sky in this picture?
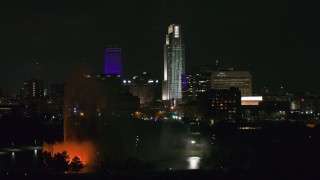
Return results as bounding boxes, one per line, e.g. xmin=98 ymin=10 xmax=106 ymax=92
xmin=0 ymin=0 xmax=319 ymax=95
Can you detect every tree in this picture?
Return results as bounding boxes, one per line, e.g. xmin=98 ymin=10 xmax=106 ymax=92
xmin=43 ymin=151 xmax=53 ymax=173
xmin=70 ymin=156 xmax=84 ymax=173
xmin=53 ymin=151 xmax=70 ymax=173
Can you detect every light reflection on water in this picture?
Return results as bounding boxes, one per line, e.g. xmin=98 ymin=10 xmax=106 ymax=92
xmin=1 ymin=145 xmax=202 ymax=173
xmin=0 ymin=145 xmax=42 ymax=173
xmin=187 ymin=157 xmax=201 ymax=169
xmin=154 ymin=157 xmax=202 ymax=171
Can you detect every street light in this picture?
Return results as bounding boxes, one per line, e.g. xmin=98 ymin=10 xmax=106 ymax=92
xmin=136 ymin=135 xmax=139 ymax=147
xmin=136 ymin=135 xmax=140 ymax=157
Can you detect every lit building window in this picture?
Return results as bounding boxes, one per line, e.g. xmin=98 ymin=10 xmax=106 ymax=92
xmin=174 ymin=26 xmax=179 ymax=38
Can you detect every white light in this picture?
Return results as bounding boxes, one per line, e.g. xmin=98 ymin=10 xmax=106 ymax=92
xmin=123 ymin=80 xmax=127 ymax=83
xmin=241 ymin=96 xmax=263 ymax=101
xmin=174 ymin=26 xmax=179 ymax=38
xmin=187 ymin=157 xmax=200 ymax=169
xmin=217 ymin=72 xmax=226 ymax=77
xmin=191 ymin=140 xmax=196 ymax=144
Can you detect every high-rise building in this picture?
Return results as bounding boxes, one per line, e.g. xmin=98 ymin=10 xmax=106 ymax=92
xmin=197 ymin=87 xmax=241 ymax=121
xmin=20 ymin=78 xmax=44 ymax=100
xmin=19 ymin=78 xmax=45 ymax=117
xmin=182 ymin=66 xmax=214 ymax=103
xmin=104 ymin=47 xmax=122 ymax=76
xmin=162 ymin=24 xmax=185 ymax=102
xmin=211 ymin=68 xmax=252 ymax=96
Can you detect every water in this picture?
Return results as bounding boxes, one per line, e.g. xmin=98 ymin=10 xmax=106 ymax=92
xmin=151 ymin=157 xmax=202 ymax=171
xmin=0 ymin=144 xmax=202 ymax=175
xmin=0 ymin=145 xmax=43 ymax=174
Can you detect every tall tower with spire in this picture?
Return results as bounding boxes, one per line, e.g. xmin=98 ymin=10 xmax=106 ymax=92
xmin=162 ymin=24 xmax=185 ymax=103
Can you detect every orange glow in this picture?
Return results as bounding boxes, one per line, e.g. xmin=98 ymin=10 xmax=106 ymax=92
xmin=80 ymin=112 xmax=85 ymax=116
xmin=306 ymin=123 xmax=316 ymax=128
xmin=134 ymin=111 xmax=142 ymax=118
xmin=241 ymin=101 xmax=259 ymax=105
xmin=43 ymin=141 xmax=96 ymax=166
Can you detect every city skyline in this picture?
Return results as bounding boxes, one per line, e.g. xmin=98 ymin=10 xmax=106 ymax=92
xmin=0 ymin=0 xmax=319 ymax=95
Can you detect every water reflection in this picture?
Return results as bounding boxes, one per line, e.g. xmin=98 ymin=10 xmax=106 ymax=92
xmin=187 ymin=157 xmax=200 ymax=169
xmin=1 ymin=144 xmax=203 ymax=173
xmin=0 ymin=145 xmax=43 ymax=173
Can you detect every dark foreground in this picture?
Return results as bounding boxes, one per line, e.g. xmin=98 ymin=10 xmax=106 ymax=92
xmin=1 ymin=169 xmax=320 ymax=180
xmin=2 ymin=120 xmax=320 ymax=179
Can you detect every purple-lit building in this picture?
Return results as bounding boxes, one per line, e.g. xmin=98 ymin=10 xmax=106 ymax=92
xmin=105 ymin=48 xmax=122 ymax=76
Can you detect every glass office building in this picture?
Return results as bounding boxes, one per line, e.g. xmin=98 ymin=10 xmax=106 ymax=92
xmin=162 ymin=24 xmax=185 ymax=102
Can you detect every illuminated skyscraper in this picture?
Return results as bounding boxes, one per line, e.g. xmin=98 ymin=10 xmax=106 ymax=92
xmin=20 ymin=78 xmax=44 ymax=99
xmin=162 ymin=24 xmax=185 ymax=102
xmin=104 ymin=47 xmax=122 ymax=76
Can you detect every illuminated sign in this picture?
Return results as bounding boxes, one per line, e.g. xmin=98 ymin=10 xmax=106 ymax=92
xmin=217 ymin=72 xmax=226 ymax=77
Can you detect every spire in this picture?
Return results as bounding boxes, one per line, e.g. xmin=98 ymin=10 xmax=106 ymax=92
xmin=34 ymin=61 xmax=40 ymax=79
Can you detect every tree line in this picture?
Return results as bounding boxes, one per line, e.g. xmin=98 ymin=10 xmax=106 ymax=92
xmin=43 ymin=151 xmax=84 ymax=174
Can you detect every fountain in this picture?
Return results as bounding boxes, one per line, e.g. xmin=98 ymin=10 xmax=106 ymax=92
xmin=42 ymin=65 xmax=140 ymax=173
xmin=43 ymin=71 xmax=111 ymax=172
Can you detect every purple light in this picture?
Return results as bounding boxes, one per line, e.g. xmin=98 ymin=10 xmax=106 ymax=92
xmin=105 ymin=48 xmax=122 ymax=76
xmin=182 ymin=74 xmax=187 ymax=89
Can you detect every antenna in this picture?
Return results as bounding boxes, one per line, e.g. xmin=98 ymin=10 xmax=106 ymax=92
xmin=215 ymin=58 xmax=219 ymax=71
xmin=35 ymin=61 xmax=40 ymax=79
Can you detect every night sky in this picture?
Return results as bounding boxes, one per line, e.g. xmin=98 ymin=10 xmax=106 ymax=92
xmin=0 ymin=0 xmax=319 ymax=95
